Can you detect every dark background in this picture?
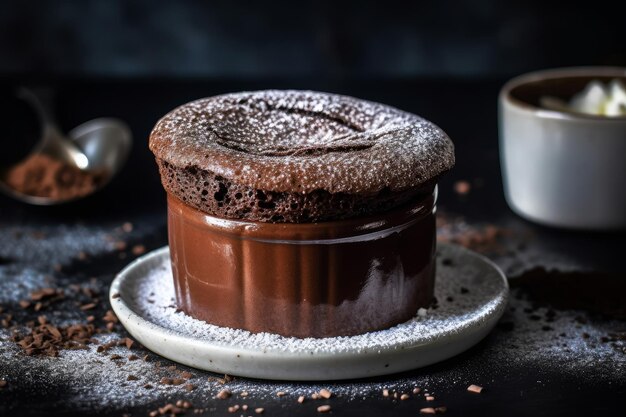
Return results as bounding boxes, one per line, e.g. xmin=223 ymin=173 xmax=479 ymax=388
xmin=1 ymin=0 xmax=625 ymax=79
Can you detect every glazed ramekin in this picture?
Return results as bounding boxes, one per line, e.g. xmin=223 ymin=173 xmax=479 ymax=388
xmin=499 ymin=67 xmax=626 ymax=230
xmin=167 ymin=188 xmax=438 ymax=338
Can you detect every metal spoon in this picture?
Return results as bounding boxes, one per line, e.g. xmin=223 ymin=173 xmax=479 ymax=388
xmin=0 ymin=89 xmax=132 ymax=205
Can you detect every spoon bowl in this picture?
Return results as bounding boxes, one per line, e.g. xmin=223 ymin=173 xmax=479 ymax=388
xmin=0 ymin=118 xmax=132 ymax=205
xmin=69 ymin=118 xmax=132 ymax=182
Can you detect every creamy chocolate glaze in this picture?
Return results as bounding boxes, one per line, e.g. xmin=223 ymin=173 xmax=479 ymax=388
xmin=150 ymin=90 xmax=454 ymax=222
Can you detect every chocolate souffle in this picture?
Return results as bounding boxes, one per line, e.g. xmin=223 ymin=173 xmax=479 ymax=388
xmin=149 ymin=90 xmax=454 ymax=338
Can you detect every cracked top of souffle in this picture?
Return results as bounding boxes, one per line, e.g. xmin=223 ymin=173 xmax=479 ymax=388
xmin=149 ymin=90 xmax=454 ymax=195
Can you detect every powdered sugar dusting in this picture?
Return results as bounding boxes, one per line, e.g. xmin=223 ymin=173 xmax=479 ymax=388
xmin=118 ymin=244 xmax=507 ymax=355
xmin=149 ymin=90 xmax=455 ymax=194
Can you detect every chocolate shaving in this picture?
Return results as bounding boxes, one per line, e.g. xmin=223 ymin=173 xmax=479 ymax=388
xmin=132 ymin=244 xmax=146 ymax=256
xmin=124 ymin=337 xmax=134 ymax=349
xmin=11 ymin=321 xmax=96 ymax=357
xmin=319 ymin=388 xmax=332 ymax=399
xmin=216 ymin=389 xmax=231 ymax=399
xmin=467 ymin=384 xmax=483 ymax=394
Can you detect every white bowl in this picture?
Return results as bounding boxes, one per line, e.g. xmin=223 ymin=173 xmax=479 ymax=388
xmin=499 ymin=67 xmax=626 ymax=230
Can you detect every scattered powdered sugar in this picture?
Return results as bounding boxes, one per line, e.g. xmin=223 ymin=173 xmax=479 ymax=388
xmin=149 ymin=90 xmax=455 ymax=194
xmin=0 ymin=224 xmax=112 ymax=270
xmin=2 ymin=218 xmax=625 ymax=414
xmin=118 ymin=244 xmax=506 ymax=356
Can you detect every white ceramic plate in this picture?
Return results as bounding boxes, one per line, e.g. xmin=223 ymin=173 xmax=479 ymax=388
xmin=110 ymin=243 xmax=508 ymax=381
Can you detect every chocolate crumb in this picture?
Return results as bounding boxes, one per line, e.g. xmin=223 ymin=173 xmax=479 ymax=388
xmin=453 ymin=180 xmax=471 ymax=195
xmin=155 ymin=403 xmax=185 ymax=416
xmin=127 ymin=375 xmax=139 ymax=381
xmin=114 ymin=241 xmax=127 ymax=251
xmin=124 ymin=337 xmax=135 ymax=349
xmin=0 ymin=379 xmax=7 ymax=388
xmin=216 ymin=389 xmax=231 ymax=399
xmin=103 ymin=310 xmax=118 ymax=323
xmin=79 ymin=303 xmax=96 ymax=311
xmin=185 ymin=384 xmax=195 ymax=391
xmin=319 ymin=388 xmax=332 ymax=399
xmin=111 ymin=293 xmax=121 ymax=299
xmin=467 ymin=384 xmax=483 ymax=394
xmin=128 ymin=354 xmax=139 ymax=361
xmin=181 ymin=371 xmax=193 ymax=379
xmin=132 ymin=244 xmax=146 ymax=256
xmin=19 ymin=300 xmax=30 ymax=309
xmin=176 ymin=400 xmax=192 ymax=409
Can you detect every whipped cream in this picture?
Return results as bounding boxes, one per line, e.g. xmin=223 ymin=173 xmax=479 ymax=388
xmin=540 ymin=79 xmax=626 ymax=117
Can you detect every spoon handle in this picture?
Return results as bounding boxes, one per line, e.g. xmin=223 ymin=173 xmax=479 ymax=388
xmin=16 ymin=87 xmax=56 ymax=126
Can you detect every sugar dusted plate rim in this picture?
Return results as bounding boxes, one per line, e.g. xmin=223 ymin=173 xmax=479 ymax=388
xmin=110 ymin=243 xmax=508 ymax=380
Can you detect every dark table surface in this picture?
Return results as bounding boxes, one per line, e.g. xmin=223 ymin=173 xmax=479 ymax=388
xmin=0 ymin=78 xmax=624 ymax=417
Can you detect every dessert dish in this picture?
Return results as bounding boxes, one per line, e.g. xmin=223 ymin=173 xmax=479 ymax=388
xmin=110 ymin=243 xmax=509 ymax=380
xmin=499 ymin=67 xmax=626 ymax=230
xmin=149 ymin=90 xmax=454 ymax=337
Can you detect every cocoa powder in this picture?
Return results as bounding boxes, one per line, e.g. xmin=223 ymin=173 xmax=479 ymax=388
xmin=5 ymin=154 xmax=106 ymax=200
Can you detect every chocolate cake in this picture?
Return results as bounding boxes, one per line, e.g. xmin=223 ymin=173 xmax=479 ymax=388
xmin=149 ymin=90 xmax=455 ymax=337
xmin=150 ymin=90 xmax=454 ymax=222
